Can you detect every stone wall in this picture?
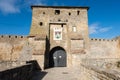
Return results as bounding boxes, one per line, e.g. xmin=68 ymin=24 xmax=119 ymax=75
xmin=0 ymin=63 xmax=33 ymax=80
xmin=82 ymin=64 xmax=120 ymax=80
xmin=82 ymin=58 xmax=120 ymax=69
xmin=0 ymin=35 xmax=31 ymax=61
xmin=28 ymin=36 xmax=46 ymax=69
xmin=0 ymin=35 xmax=120 ymax=69
xmin=71 ymin=38 xmax=120 ymax=67
xmin=88 ymin=38 xmax=120 ymax=58
xmin=0 ymin=35 xmax=47 ymax=69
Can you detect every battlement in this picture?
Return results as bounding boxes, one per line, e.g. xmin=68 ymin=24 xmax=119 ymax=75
xmin=0 ymin=35 xmax=27 ymax=39
xmin=90 ymin=38 xmax=117 ymax=42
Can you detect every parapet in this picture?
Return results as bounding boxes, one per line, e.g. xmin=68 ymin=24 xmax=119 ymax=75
xmin=90 ymin=38 xmax=117 ymax=42
xmin=0 ymin=35 xmax=27 ymax=39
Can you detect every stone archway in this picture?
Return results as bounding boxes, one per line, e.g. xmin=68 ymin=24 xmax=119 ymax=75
xmin=49 ymin=46 xmax=66 ymax=67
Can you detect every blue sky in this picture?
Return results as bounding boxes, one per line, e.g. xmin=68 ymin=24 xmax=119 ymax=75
xmin=0 ymin=0 xmax=120 ymax=39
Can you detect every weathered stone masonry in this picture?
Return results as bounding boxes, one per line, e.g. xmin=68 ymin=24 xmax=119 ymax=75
xmin=0 ymin=6 xmax=120 ymax=70
xmin=29 ymin=6 xmax=90 ymax=68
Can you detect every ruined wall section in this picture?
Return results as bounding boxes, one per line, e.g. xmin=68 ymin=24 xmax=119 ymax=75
xmin=88 ymin=38 xmax=120 ymax=58
xmin=0 ymin=35 xmax=29 ymax=61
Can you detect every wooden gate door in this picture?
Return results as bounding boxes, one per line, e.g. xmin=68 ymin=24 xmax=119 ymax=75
xmin=53 ymin=50 xmax=66 ymax=67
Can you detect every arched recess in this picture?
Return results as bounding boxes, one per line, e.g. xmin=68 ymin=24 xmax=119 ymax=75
xmin=49 ymin=46 xmax=67 ymax=67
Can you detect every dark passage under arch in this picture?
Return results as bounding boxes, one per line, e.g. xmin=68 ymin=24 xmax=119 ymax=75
xmin=49 ymin=46 xmax=66 ymax=67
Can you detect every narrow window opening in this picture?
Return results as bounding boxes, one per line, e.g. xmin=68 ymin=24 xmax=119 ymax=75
xmin=72 ymin=26 xmax=76 ymax=32
xmin=61 ymin=24 xmax=63 ymax=27
xmin=40 ymin=22 xmax=43 ymax=26
xmin=43 ymin=12 xmax=45 ymax=14
xmin=58 ymin=19 xmax=61 ymax=22
xmin=77 ymin=11 xmax=80 ymax=15
xmin=15 ymin=36 xmax=17 ymax=38
xmin=69 ymin=12 xmax=71 ymax=16
xmin=9 ymin=35 xmax=11 ymax=38
xmin=55 ymin=10 xmax=60 ymax=15
xmin=21 ymin=36 xmax=23 ymax=38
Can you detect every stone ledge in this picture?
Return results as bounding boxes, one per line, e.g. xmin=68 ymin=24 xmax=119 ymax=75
xmin=0 ymin=60 xmax=42 ymax=80
xmin=0 ymin=63 xmax=33 ymax=80
xmin=82 ymin=64 xmax=120 ymax=80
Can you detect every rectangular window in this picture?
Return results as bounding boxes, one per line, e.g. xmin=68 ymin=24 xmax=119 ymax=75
xmin=77 ymin=11 xmax=80 ymax=15
xmin=55 ymin=10 xmax=60 ymax=15
xmin=73 ymin=26 xmax=76 ymax=32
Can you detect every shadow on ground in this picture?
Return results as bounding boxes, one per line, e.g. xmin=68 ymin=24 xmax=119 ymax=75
xmin=26 ymin=60 xmax=48 ymax=80
xmin=32 ymin=70 xmax=47 ymax=80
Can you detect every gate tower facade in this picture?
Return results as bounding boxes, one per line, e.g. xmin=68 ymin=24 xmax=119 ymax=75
xmin=29 ymin=6 xmax=89 ymax=69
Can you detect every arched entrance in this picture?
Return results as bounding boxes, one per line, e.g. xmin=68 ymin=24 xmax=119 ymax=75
xmin=49 ymin=46 xmax=66 ymax=67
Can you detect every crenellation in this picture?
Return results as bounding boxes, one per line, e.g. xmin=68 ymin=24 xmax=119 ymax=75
xmin=90 ymin=38 xmax=117 ymax=42
xmin=15 ymin=35 xmax=18 ymax=38
xmin=0 ymin=35 xmax=26 ymax=39
xmin=20 ymin=36 xmax=23 ymax=38
xmin=0 ymin=35 xmax=4 ymax=38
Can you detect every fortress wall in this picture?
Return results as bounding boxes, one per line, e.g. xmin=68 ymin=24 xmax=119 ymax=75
xmin=88 ymin=38 xmax=120 ymax=58
xmin=28 ymin=36 xmax=46 ymax=69
xmin=0 ymin=35 xmax=28 ymax=61
xmin=0 ymin=35 xmax=48 ymax=69
xmin=0 ymin=35 xmax=45 ymax=69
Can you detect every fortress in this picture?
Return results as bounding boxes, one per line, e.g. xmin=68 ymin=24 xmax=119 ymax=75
xmin=0 ymin=6 xmax=120 ymax=70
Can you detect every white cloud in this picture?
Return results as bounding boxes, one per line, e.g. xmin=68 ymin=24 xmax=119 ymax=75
xmin=0 ymin=0 xmax=20 ymax=14
xmin=99 ymin=27 xmax=112 ymax=32
xmin=0 ymin=0 xmax=45 ymax=14
xmin=89 ymin=23 xmax=99 ymax=34
xmin=89 ymin=23 xmax=112 ymax=34
xmin=23 ymin=0 xmax=45 ymax=6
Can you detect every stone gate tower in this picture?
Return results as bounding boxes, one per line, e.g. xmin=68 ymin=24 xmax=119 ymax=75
xmin=29 ymin=6 xmax=89 ymax=69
